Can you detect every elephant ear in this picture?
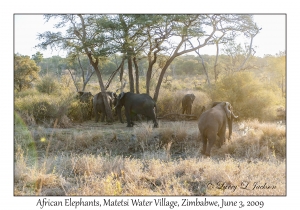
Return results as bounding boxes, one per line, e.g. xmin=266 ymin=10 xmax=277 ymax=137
xmin=191 ymin=94 xmax=195 ymax=102
xmin=224 ymin=102 xmax=232 ymax=120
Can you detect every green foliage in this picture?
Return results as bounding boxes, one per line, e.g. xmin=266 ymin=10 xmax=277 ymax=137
xmin=31 ymin=51 xmax=43 ymax=65
xmin=39 ymin=56 xmax=66 ymax=75
xmin=14 ymin=54 xmax=40 ymax=92
xmin=14 ymin=112 xmax=35 ymax=152
xmin=67 ymin=100 xmax=84 ymax=122
xmin=210 ymin=72 xmax=283 ymax=121
xmin=36 ymin=74 xmax=60 ymax=95
xmin=173 ymin=56 xmax=200 ymax=76
xmin=14 ymin=89 xmax=74 ymax=127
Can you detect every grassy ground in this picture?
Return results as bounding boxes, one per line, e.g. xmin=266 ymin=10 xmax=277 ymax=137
xmin=14 ymin=119 xmax=286 ymax=196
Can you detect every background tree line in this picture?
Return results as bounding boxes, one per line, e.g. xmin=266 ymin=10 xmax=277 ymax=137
xmin=15 ymin=51 xmax=286 ymax=96
xmin=14 ymin=14 xmax=285 ymax=123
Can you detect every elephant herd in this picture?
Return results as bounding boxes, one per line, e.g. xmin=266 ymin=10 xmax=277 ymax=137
xmin=78 ymin=91 xmax=238 ymax=156
xmin=78 ymin=91 xmax=158 ymax=128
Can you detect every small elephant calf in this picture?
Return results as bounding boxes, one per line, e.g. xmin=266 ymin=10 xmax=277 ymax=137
xmin=182 ymin=93 xmax=196 ymax=115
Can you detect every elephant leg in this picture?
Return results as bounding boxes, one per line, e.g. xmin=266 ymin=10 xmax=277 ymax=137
xmin=200 ymin=133 xmax=207 ymax=155
xmin=130 ymin=113 xmax=137 ymax=124
xmin=218 ymin=126 xmax=226 ymax=147
xmin=206 ymin=133 xmax=217 ymax=156
xmin=125 ymin=109 xmax=132 ymax=127
xmin=95 ymin=111 xmax=99 ymax=122
xmin=100 ymin=111 xmax=105 ymax=122
xmin=218 ymin=134 xmax=226 ymax=147
xmin=153 ymin=120 xmax=158 ymax=128
xmin=117 ymin=108 xmax=124 ymax=123
xmin=94 ymin=104 xmax=99 ymax=122
xmin=148 ymin=109 xmax=158 ymax=128
xmin=187 ymin=105 xmax=191 ymax=115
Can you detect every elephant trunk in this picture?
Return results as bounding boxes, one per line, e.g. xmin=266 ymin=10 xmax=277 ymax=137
xmin=224 ymin=102 xmax=232 ymax=120
xmin=116 ymin=106 xmax=123 ymax=123
xmin=231 ymin=111 xmax=238 ymax=119
xmin=228 ymin=118 xmax=233 ymax=140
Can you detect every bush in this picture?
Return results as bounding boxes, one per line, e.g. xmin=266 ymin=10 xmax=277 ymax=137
xmin=15 ymin=92 xmax=73 ymax=127
xmin=221 ymin=120 xmax=286 ymax=159
xmin=156 ymin=89 xmax=211 ymax=118
xmin=210 ymin=72 xmax=284 ymax=121
xmin=36 ymin=74 xmax=60 ymax=95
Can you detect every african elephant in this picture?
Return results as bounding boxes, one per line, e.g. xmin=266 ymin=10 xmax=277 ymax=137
xmin=93 ymin=91 xmax=117 ymax=122
xmin=182 ymin=93 xmax=196 ymax=114
xmin=115 ymin=92 xmax=158 ymax=128
xmin=77 ymin=91 xmax=93 ymax=121
xmin=198 ymin=101 xmax=238 ymax=156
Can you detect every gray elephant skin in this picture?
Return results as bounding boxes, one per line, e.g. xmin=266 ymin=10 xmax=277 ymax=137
xmin=182 ymin=93 xmax=196 ymax=114
xmin=93 ymin=91 xmax=117 ymax=122
xmin=115 ymin=92 xmax=158 ymax=128
xmin=198 ymin=101 xmax=238 ymax=156
xmin=77 ymin=91 xmax=93 ymax=121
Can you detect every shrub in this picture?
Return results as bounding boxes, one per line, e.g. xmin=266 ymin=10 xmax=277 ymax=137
xmin=156 ymin=89 xmax=211 ymax=118
xmin=220 ymin=120 xmax=286 ymax=159
xmin=36 ymin=74 xmax=60 ymax=95
xmin=210 ymin=72 xmax=284 ymax=121
xmin=15 ymin=93 xmax=73 ymax=127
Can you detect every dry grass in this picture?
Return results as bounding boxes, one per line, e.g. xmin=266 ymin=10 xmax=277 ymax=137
xmin=14 ymin=119 xmax=286 ymax=196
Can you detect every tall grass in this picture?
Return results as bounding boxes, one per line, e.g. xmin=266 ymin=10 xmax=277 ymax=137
xmin=14 ymin=119 xmax=285 ymax=196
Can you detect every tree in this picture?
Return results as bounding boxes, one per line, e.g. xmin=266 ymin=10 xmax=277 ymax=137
xmin=103 ymin=15 xmax=153 ymax=93
xmin=31 ymin=51 xmax=43 ymax=65
xmin=14 ymin=54 xmax=40 ymax=92
xmin=219 ymin=15 xmax=261 ymax=75
xmin=37 ymin=14 xmax=115 ymax=122
xmin=66 ymin=54 xmax=95 ymax=92
xmin=39 ymin=55 xmax=66 ymax=75
xmin=265 ymin=52 xmax=286 ymax=98
xmin=151 ymin=15 xmax=217 ymax=101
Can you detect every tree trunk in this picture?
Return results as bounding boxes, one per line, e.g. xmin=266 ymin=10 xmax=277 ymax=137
xmin=88 ymin=56 xmax=113 ymax=123
xmin=133 ymin=57 xmax=140 ymax=94
xmin=127 ymin=56 xmax=134 ymax=93
xmin=146 ymin=46 xmax=160 ymax=95
xmin=237 ymin=33 xmax=257 ymax=71
xmin=195 ymin=50 xmax=210 ymax=86
xmin=153 ymin=58 xmax=173 ymax=102
xmin=214 ymin=41 xmax=220 ymax=82
xmin=94 ymin=67 xmax=114 ymax=122
xmin=105 ymin=58 xmax=125 ymax=90
xmin=146 ymin=65 xmax=152 ymax=94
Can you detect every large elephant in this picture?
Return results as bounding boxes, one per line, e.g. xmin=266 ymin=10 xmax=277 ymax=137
xmin=182 ymin=93 xmax=196 ymax=114
xmin=93 ymin=91 xmax=117 ymax=122
xmin=198 ymin=101 xmax=238 ymax=156
xmin=115 ymin=92 xmax=158 ymax=128
xmin=77 ymin=91 xmax=93 ymax=121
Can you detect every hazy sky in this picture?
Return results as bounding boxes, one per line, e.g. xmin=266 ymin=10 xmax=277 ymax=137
xmin=14 ymin=14 xmax=286 ymax=58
